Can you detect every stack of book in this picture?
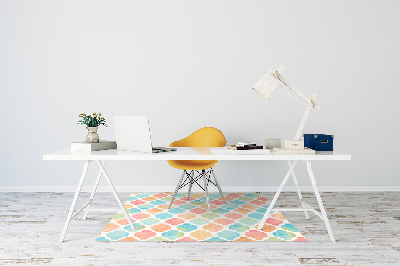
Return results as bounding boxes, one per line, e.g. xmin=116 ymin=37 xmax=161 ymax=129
xmin=227 ymin=142 xmax=263 ymax=150
xmin=211 ymin=142 xmax=270 ymax=155
xmin=70 ymin=140 xmax=117 ymax=151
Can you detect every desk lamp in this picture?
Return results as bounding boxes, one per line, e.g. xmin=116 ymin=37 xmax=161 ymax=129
xmin=252 ymin=66 xmax=319 ymax=154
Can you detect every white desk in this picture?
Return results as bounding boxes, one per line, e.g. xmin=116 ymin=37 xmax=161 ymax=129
xmin=43 ymin=148 xmax=351 ymax=242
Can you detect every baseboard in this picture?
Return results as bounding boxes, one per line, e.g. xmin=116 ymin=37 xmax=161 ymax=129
xmin=1 ymin=186 xmax=400 ymax=193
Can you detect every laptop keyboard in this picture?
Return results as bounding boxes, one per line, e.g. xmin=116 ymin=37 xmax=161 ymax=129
xmin=152 ymin=147 xmax=177 ymax=153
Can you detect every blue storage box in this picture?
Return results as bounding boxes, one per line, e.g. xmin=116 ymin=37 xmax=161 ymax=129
xmin=304 ymin=134 xmax=334 ymax=151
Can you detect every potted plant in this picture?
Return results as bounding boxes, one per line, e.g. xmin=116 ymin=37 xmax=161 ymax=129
xmin=77 ymin=112 xmax=107 ymax=143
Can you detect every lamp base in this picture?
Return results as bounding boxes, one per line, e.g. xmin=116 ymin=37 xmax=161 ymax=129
xmin=273 ymin=147 xmax=315 ymax=154
xmin=285 ymin=140 xmax=304 ymax=149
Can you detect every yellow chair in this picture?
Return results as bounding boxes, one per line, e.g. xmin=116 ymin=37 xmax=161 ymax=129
xmin=168 ymin=127 xmax=227 ymax=213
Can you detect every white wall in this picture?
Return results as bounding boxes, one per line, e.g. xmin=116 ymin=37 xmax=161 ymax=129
xmin=1 ymin=0 xmax=399 ymax=190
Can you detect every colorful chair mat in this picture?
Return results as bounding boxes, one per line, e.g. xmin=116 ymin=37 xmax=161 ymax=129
xmin=96 ymin=192 xmax=306 ymax=242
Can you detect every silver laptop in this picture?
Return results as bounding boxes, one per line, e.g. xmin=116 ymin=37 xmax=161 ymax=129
xmin=113 ymin=116 xmax=176 ymax=153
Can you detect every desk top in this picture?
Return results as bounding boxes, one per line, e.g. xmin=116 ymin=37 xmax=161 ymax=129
xmin=43 ymin=147 xmax=351 ymax=161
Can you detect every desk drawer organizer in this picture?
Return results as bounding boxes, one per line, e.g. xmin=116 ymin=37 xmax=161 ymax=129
xmin=304 ymin=134 xmax=334 ymax=151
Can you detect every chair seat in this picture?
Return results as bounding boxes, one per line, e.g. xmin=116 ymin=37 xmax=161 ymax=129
xmin=167 ymin=127 xmax=227 ymax=213
xmin=167 ymin=160 xmax=218 ymax=171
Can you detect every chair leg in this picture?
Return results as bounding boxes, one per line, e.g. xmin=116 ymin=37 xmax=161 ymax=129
xmin=211 ymin=168 xmax=227 ymax=204
xmin=188 ymin=171 xmax=194 ymax=200
xmin=203 ymin=169 xmax=211 ymax=214
xmin=169 ymin=170 xmax=186 ymax=209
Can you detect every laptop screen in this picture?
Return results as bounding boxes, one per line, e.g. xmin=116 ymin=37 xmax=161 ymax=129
xmin=113 ymin=116 xmax=153 ymax=153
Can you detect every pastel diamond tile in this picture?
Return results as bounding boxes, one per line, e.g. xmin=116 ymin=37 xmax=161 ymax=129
xmin=178 ymin=213 xmax=196 ymax=219
xmin=141 ymin=218 xmax=160 ymax=225
xmin=162 ymin=229 xmax=184 ymax=240
xmin=203 ymin=223 xmax=223 ymax=232
xmin=217 ymin=230 xmax=240 ymax=240
xmin=96 ymin=193 xmax=306 ymax=242
xmin=229 ymin=223 xmax=250 ymax=232
xmin=177 ymin=223 xmax=197 ymax=232
xmin=165 ymin=218 xmax=185 ymax=225
xmin=150 ymin=223 xmax=171 ymax=232
xmin=189 ymin=218 xmax=209 ymax=226
xmin=154 ymin=212 xmax=173 ymax=220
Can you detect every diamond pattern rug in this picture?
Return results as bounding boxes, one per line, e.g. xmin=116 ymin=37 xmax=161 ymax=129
xmin=96 ymin=192 xmax=306 ymax=242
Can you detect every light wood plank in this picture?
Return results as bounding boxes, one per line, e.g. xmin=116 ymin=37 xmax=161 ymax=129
xmin=0 ymin=192 xmax=399 ymax=265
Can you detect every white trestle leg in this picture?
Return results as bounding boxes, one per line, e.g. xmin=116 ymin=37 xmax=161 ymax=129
xmin=83 ymin=161 xmax=106 ymax=219
xmin=288 ymin=160 xmax=309 ymax=220
xmin=306 ymin=160 xmax=336 ymax=242
xmin=257 ymin=160 xmax=336 ymax=242
xmin=96 ymin=160 xmax=135 ymax=231
xmin=59 ymin=160 xmax=90 ymax=242
xmin=257 ymin=160 xmax=297 ymax=230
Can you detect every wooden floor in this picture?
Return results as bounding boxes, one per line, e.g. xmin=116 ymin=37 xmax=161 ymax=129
xmin=0 ymin=191 xmax=399 ymax=265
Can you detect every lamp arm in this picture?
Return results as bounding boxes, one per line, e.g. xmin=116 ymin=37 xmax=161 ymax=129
xmin=294 ymin=93 xmax=317 ymax=140
xmin=265 ymin=66 xmax=320 ymax=141
xmin=273 ymin=72 xmax=320 ymax=111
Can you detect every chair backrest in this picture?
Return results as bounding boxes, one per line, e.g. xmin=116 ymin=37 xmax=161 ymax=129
xmin=170 ymin=127 xmax=226 ymax=148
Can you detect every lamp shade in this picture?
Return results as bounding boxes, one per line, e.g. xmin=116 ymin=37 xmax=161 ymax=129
xmin=251 ymin=73 xmax=280 ymax=101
